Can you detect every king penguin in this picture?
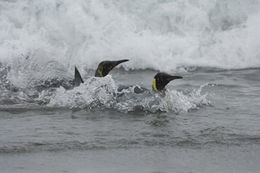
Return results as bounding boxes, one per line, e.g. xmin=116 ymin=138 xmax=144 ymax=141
xmin=117 ymin=72 xmax=183 ymax=95
xmin=152 ymin=72 xmax=183 ymax=95
xmin=74 ymin=59 xmax=129 ymax=87
xmin=95 ymin=59 xmax=129 ymax=77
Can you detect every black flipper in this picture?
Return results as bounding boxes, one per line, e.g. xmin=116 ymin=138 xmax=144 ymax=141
xmin=74 ymin=66 xmax=84 ymax=87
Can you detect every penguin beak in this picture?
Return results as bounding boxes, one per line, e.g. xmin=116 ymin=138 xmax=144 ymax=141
xmin=106 ymin=59 xmax=129 ymax=75
xmin=167 ymin=75 xmax=183 ymax=82
xmin=112 ymin=59 xmax=129 ymax=67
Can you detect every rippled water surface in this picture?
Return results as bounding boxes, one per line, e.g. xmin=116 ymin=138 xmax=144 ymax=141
xmin=1 ymin=68 xmax=260 ymax=172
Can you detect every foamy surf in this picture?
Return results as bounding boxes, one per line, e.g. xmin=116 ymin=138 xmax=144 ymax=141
xmin=0 ymin=0 xmax=260 ymax=74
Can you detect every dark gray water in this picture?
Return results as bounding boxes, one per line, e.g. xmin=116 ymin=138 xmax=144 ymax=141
xmin=0 ymin=68 xmax=260 ymax=172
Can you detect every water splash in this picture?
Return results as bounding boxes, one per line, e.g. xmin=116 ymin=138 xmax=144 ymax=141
xmin=46 ymin=76 xmax=210 ymax=113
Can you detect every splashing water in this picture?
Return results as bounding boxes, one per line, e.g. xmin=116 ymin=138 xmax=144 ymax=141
xmin=46 ymin=76 xmax=210 ymax=113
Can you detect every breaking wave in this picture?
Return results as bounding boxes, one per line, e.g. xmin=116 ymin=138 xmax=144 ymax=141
xmin=0 ymin=0 xmax=260 ymax=75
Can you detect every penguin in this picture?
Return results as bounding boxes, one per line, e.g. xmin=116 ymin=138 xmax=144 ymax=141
xmin=117 ymin=72 xmax=183 ymax=96
xmin=95 ymin=59 xmax=129 ymax=77
xmin=152 ymin=72 xmax=183 ymax=93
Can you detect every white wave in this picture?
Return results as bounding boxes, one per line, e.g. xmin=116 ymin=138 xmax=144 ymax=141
xmin=0 ymin=0 xmax=259 ymax=76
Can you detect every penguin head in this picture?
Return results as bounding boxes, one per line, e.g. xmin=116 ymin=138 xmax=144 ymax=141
xmin=95 ymin=59 xmax=129 ymax=77
xmin=152 ymin=72 xmax=182 ymax=92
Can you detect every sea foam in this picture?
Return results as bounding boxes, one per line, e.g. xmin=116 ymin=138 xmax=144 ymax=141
xmin=0 ymin=0 xmax=259 ymax=77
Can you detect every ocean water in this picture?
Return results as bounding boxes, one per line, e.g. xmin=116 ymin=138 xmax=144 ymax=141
xmin=0 ymin=0 xmax=260 ymax=172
